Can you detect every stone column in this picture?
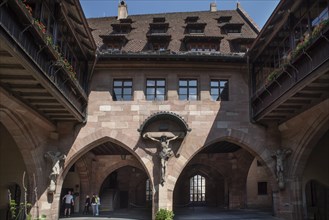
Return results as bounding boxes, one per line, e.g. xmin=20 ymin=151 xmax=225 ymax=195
xmin=289 ymin=176 xmax=304 ymax=220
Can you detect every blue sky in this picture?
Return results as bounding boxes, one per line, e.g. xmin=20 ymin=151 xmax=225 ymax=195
xmin=80 ymin=0 xmax=279 ymax=28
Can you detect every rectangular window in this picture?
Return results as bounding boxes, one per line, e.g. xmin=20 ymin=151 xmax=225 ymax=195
xmin=146 ymin=79 xmax=166 ymax=101
xmin=258 ymin=182 xmax=268 ymax=195
xmin=113 ymin=79 xmax=133 ymax=101
xmin=146 ymin=179 xmax=152 ymax=201
xmin=210 ymin=79 xmax=229 ymax=101
xmin=179 ymin=79 xmax=198 ymax=100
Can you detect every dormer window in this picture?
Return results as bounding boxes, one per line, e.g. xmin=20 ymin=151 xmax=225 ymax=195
xmin=186 ymin=23 xmax=206 ymax=34
xmin=221 ymin=23 xmax=243 ymax=34
xmin=185 ymin=16 xmax=199 ymax=23
xmin=229 ymin=38 xmax=253 ymax=53
xmin=183 ymin=36 xmax=222 ymax=52
xmin=100 ymin=35 xmax=128 ymax=51
xmin=149 ymin=23 xmax=169 ymax=34
xmin=153 ymin=17 xmax=166 ymax=23
xmin=111 ymin=24 xmax=131 ymax=34
xmin=119 ymin=18 xmax=133 ymax=24
xmin=217 ymin=16 xmax=232 ymax=23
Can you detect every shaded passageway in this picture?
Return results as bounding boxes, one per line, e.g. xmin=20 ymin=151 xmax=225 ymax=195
xmin=58 ymin=207 xmax=282 ymax=220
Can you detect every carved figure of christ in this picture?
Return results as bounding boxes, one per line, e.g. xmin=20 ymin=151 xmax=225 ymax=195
xmin=143 ymin=132 xmax=184 ymax=183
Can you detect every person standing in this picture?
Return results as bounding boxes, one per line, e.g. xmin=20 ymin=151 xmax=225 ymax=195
xmin=83 ymin=195 xmax=91 ymax=214
xmin=91 ymin=194 xmax=97 ymax=216
xmin=62 ymin=191 xmax=74 ymax=217
xmin=95 ymin=195 xmax=101 ymax=216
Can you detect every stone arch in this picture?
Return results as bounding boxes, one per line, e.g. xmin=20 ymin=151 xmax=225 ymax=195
xmin=288 ymin=113 xmax=329 ymax=178
xmin=0 ymin=108 xmax=39 ymax=187
xmin=95 ymin=159 xmax=145 ymax=194
xmin=62 ymin=128 xmax=152 ymax=180
xmin=169 ymin=129 xmax=277 ymax=191
xmin=52 ymin=129 xmax=154 ymax=219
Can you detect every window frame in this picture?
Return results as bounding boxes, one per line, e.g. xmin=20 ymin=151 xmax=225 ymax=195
xmin=257 ymin=182 xmax=268 ymax=195
xmin=146 ymin=78 xmax=166 ymax=101
xmin=190 ymin=174 xmax=206 ymax=203
xmin=210 ymin=79 xmax=229 ymax=101
xmin=178 ymin=79 xmax=199 ymax=101
xmin=146 ymin=179 xmax=152 ymax=201
xmin=113 ymin=79 xmax=133 ymax=101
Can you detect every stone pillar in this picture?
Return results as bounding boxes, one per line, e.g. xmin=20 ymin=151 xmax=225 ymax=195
xmin=289 ymin=176 xmax=304 ymax=220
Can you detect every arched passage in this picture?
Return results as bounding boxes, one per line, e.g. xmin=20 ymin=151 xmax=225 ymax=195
xmin=173 ymin=138 xmax=277 ymax=218
xmin=56 ymin=131 xmax=153 ymax=219
xmin=0 ymin=108 xmax=41 ymax=219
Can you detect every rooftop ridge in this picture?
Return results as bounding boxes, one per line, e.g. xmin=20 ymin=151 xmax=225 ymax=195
xmin=236 ymin=3 xmax=260 ymax=33
xmin=87 ymin=9 xmax=238 ymax=20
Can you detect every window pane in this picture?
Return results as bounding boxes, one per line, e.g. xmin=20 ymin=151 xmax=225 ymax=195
xmin=147 ymin=80 xmax=155 ymax=86
xmin=156 ymin=95 xmax=165 ymax=101
xmin=211 ymin=81 xmax=219 ymax=87
xmin=157 ymin=80 xmax=165 ymax=86
xmin=146 ymin=95 xmax=155 ymax=100
xmin=211 ymin=95 xmax=218 ymax=101
xmin=114 ymin=88 xmax=122 ymax=95
xmin=220 ymin=81 xmax=227 ymax=87
xmin=179 ymin=95 xmax=187 ymax=100
xmin=189 ymin=88 xmax=197 ymax=95
xmin=179 ymin=88 xmax=187 ymax=95
xmin=114 ymin=80 xmax=122 ymax=86
xmin=189 ymin=80 xmax=197 ymax=86
xmin=123 ymin=88 xmax=131 ymax=95
xmin=124 ymin=81 xmax=132 ymax=86
xmin=147 ymin=88 xmax=155 ymax=95
xmin=156 ymin=88 xmax=165 ymax=95
xmin=179 ymin=80 xmax=187 ymax=86
xmin=123 ymin=95 xmax=132 ymax=101
xmin=211 ymin=88 xmax=219 ymax=95
xmin=189 ymin=95 xmax=198 ymax=100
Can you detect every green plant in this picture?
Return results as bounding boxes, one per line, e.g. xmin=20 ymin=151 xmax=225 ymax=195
xmin=266 ymin=68 xmax=282 ymax=84
xmin=155 ymin=209 xmax=174 ymax=220
xmin=34 ymin=19 xmax=46 ymax=34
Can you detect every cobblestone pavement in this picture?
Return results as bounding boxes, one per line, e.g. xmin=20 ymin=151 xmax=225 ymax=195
xmin=59 ymin=207 xmax=282 ymax=220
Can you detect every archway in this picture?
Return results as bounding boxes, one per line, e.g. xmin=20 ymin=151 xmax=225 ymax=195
xmin=0 ymin=122 xmax=28 ymax=219
xmin=59 ymin=138 xmax=152 ymax=219
xmin=302 ymin=129 xmax=329 ymax=219
xmin=173 ymin=140 xmax=275 ymax=219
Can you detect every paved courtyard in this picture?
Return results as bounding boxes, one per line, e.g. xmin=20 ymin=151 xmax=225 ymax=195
xmin=59 ymin=207 xmax=282 ymax=220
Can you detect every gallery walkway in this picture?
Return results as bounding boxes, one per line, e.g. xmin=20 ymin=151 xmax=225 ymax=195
xmin=59 ymin=207 xmax=282 ymax=220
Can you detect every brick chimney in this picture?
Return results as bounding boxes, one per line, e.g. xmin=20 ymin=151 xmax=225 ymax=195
xmin=117 ymin=0 xmax=128 ymax=20
xmin=210 ymin=2 xmax=217 ymax=12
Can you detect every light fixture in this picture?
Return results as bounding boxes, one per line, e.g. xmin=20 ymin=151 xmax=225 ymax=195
xmin=120 ymin=154 xmax=126 ymax=160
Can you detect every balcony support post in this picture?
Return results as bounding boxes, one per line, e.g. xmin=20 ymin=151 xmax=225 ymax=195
xmin=265 ymin=88 xmax=272 ymax=96
xmin=274 ymin=80 xmax=282 ymax=87
xmin=38 ymin=45 xmax=46 ymax=55
xmin=288 ymin=63 xmax=299 ymax=73
xmin=303 ymin=50 xmax=312 ymax=61
xmin=283 ymin=70 xmax=292 ymax=78
xmin=19 ymin=24 xmax=33 ymax=40
xmin=321 ymin=33 xmax=329 ymax=43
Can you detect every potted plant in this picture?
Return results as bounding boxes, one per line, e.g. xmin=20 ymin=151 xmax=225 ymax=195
xmin=155 ymin=209 xmax=174 ymax=220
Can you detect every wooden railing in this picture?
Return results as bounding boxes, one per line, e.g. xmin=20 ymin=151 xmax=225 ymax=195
xmin=251 ymin=26 xmax=329 ymax=119
xmin=0 ymin=5 xmax=87 ymax=117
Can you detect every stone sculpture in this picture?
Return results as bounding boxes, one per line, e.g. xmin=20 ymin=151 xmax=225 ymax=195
xmin=272 ymin=148 xmax=292 ymax=189
xmin=143 ymin=132 xmax=184 ymax=184
xmin=44 ymin=151 xmax=66 ymax=193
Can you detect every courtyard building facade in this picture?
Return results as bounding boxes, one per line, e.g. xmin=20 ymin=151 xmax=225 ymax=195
xmin=0 ymin=0 xmax=328 ymax=220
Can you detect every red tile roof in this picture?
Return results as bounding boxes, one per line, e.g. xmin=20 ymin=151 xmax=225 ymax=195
xmin=87 ymin=9 xmax=258 ymax=55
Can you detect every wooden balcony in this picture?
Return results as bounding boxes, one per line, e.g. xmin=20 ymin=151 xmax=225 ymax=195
xmin=250 ymin=26 xmax=329 ymax=123
xmin=0 ymin=2 xmax=89 ymax=123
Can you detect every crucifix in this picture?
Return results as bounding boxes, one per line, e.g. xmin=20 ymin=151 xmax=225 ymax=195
xmin=143 ymin=132 xmax=184 ymax=184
